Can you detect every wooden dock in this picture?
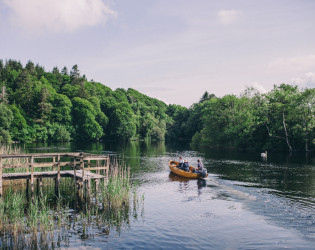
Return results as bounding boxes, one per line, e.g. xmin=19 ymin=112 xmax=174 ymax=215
xmin=0 ymin=152 xmax=109 ymax=196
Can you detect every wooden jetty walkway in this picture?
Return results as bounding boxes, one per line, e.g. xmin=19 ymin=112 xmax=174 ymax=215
xmin=0 ymin=152 xmax=109 ymax=196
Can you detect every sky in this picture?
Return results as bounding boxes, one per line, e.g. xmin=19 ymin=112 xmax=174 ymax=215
xmin=1 ymin=0 xmax=315 ymax=107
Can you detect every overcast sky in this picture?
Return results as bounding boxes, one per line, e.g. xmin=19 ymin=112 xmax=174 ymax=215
xmin=1 ymin=0 xmax=315 ymax=106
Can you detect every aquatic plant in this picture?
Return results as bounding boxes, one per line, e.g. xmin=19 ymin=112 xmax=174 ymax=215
xmin=0 ymin=158 xmax=144 ymax=248
xmin=98 ymin=162 xmax=130 ymax=211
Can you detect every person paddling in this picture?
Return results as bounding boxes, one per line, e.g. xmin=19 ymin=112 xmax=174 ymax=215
xmin=195 ymin=159 xmax=207 ymax=177
xmin=196 ymin=159 xmax=203 ymax=172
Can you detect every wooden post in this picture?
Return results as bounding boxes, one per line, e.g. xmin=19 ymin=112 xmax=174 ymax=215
xmin=95 ymin=179 xmax=99 ymax=192
xmin=53 ymin=156 xmax=56 ymax=171
xmin=26 ymin=157 xmax=29 ymax=172
xmin=80 ymin=159 xmax=85 ymax=181
xmin=106 ymin=158 xmax=109 ymax=178
xmin=26 ymin=157 xmax=29 ymax=188
xmin=0 ymin=157 xmax=3 ymax=196
xmin=55 ymin=154 xmax=60 ymax=193
xmin=57 ymin=154 xmax=60 ymax=183
xmin=87 ymin=179 xmax=91 ymax=199
xmin=73 ymin=157 xmax=77 ymax=189
xmin=95 ymin=160 xmax=99 ymax=175
xmin=30 ymin=156 xmax=34 ymax=193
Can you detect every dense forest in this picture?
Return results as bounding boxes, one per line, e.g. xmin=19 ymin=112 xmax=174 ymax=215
xmin=0 ymin=59 xmax=314 ymax=152
xmin=169 ymin=86 xmax=315 ymax=152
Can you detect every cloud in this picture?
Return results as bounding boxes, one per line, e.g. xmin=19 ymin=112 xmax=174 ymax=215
xmin=291 ymin=72 xmax=315 ymax=88
xmin=217 ymin=10 xmax=240 ymax=25
xmin=268 ymin=54 xmax=315 ymax=73
xmin=3 ymin=0 xmax=117 ymax=34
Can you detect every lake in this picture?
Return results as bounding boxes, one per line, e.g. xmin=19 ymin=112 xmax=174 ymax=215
xmin=1 ymin=141 xmax=315 ymax=249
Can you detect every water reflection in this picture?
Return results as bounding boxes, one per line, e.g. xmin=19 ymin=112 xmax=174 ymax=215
xmin=197 ymin=179 xmax=207 ymax=189
xmin=168 ymin=172 xmax=207 ymax=196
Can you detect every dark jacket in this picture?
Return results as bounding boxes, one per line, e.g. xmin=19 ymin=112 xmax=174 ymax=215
xmin=182 ymin=162 xmax=189 ymax=171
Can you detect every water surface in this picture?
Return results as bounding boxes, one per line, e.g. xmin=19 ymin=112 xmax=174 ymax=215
xmin=3 ymin=141 xmax=315 ymax=249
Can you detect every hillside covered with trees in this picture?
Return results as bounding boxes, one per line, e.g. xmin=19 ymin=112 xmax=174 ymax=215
xmin=0 ymin=59 xmax=314 ymax=152
xmin=0 ymin=59 xmax=171 ymax=143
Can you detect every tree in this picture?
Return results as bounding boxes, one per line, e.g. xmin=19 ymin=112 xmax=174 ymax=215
xmin=9 ymin=105 xmax=30 ymax=142
xmin=61 ymin=66 xmax=68 ymax=75
xmin=265 ymin=84 xmax=299 ymax=152
xmin=88 ymin=97 xmax=108 ymax=132
xmin=36 ymin=86 xmax=53 ymax=122
xmin=12 ymin=70 xmax=35 ymax=116
xmin=0 ymin=103 xmax=13 ymax=142
xmin=165 ymin=104 xmax=189 ymax=140
xmin=72 ymin=97 xmax=103 ymax=140
xmin=0 ymin=86 xmax=8 ymax=104
xmin=50 ymin=93 xmax=72 ymax=126
xmin=107 ymin=102 xmax=136 ymax=140
xmin=199 ymin=91 xmax=216 ymax=103
xmin=291 ymin=88 xmax=315 ymax=151
xmin=70 ymin=64 xmax=81 ymax=85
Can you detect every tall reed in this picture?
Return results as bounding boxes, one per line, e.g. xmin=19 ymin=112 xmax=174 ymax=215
xmin=99 ymin=161 xmax=130 ymax=211
xmin=0 ymin=156 xmax=144 ymax=248
xmin=0 ymin=143 xmax=27 ymax=174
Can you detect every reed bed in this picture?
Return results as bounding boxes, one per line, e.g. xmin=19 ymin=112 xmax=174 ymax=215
xmin=0 ymin=157 xmax=144 ymax=249
xmin=0 ymin=143 xmax=27 ymax=174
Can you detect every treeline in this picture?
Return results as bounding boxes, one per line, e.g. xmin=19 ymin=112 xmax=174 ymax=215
xmin=0 ymin=59 xmax=314 ymax=152
xmin=0 ymin=59 xmax=170 ymax=142
xmin=167 ymin=86 xmax=315 ymax=152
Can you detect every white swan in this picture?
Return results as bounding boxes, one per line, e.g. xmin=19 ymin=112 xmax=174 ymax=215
xmin=261 ymin=151 xmax=267 ymax=158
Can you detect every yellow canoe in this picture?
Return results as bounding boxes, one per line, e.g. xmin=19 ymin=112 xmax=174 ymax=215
xmin=169 ymin=160 xmax=208 ymax=179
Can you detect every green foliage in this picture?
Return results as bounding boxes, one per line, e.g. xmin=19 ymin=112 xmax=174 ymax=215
xmin=2 ymin=58 xmax=312 ymax=150
xmin=72 ymin=97 xmax=103 ymax=140
xmin=1 ymin=59 xmax=173 ymax=143
xmin=0 ymin=103 xmax=13 ymax=129
xmin=0 ymin=130 xmax=12 ymax=142
xmin=0 ymin=103 xmax=13 ymax=142
xmin=9 ymin=105 xmax=30 ymax=142
xmin=107 ymin=102 xmax=137 ymax=140
xmin=50 ymin=123 xmax=71 ymax=141
xmin=190 ymin=84 xmax=315 ymax=152
xmin=50 ymin=93 xmax=72 ymax=126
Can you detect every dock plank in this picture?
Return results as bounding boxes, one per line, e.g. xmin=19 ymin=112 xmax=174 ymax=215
xmin=2 ymin=170 xmax=105 ymax=181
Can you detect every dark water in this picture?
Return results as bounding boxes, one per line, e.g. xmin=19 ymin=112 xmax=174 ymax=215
xmin=5 ymin=141 xmax=315 ymax=249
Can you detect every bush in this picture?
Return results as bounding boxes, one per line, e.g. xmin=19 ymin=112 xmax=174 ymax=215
xmin=0 ymin=129 xmax=12 ymax=143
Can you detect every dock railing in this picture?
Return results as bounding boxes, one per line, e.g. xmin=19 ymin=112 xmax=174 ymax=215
xmin=0 ymin=152 xmax=109 ymax=195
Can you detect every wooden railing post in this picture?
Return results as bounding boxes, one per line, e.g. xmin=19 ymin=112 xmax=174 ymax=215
xmin=106 ymin=157 xmax=109 ymax=178
xmin=97 ymin=160 xmax=100 ymax=175
xmin=26 ymin=157 xmax=29 ymax=172
xmin=57 ymin=154 xmax=60 ymax=183
xmin=73 ymin=156 xmax=77 ymax=185
xmin=55 ymin=154 xmax=60 ymax=193
xmin=30 ymin=156 xmax=34 ymax=193
xmin=80 ymin=158 xmax=85 ymax=181
xmin=53 ymin=156 xmax=56 ymax=171
xmin=0 ymin=157 xmax=3 ymax=196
